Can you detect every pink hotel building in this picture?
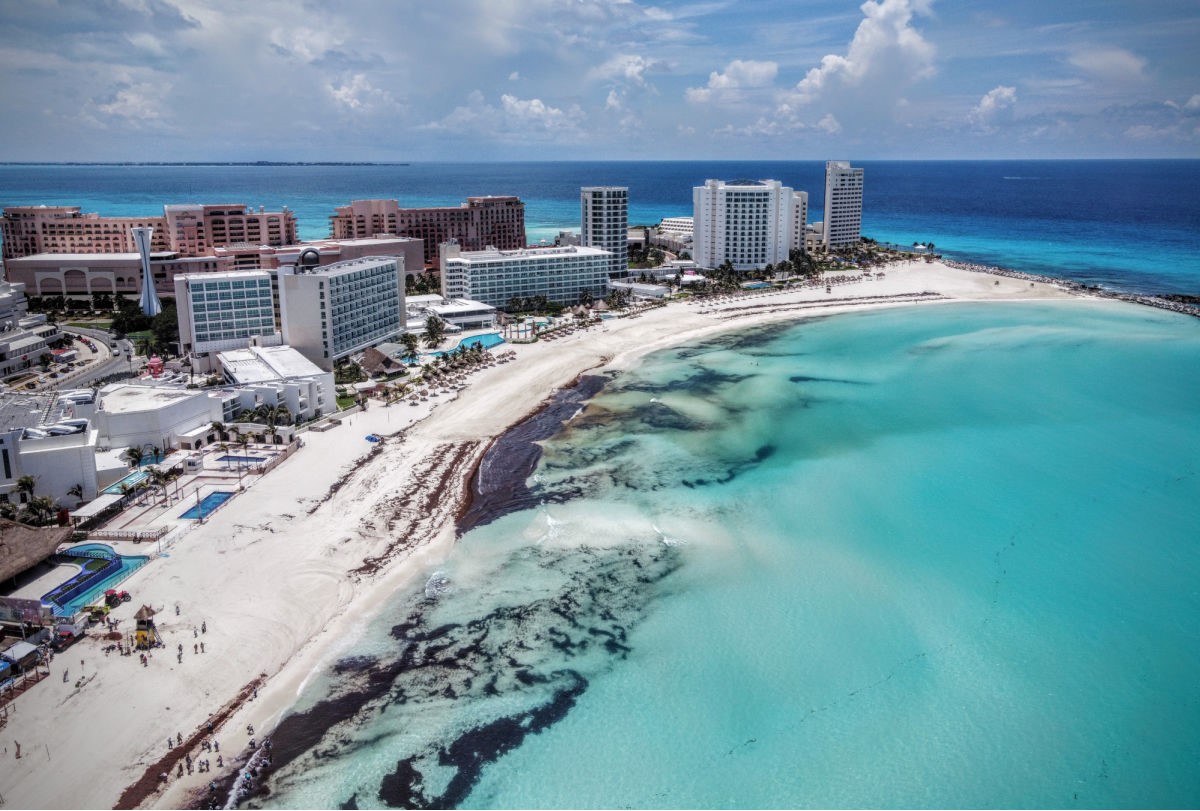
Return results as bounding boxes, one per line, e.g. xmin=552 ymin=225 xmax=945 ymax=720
xmin=329 ymin=196 xmax=526 ymax=268
xmin=0 ymin=204 xmax=422 ymax=297
xmin=0 ymin=195 xmax=527 ymax=297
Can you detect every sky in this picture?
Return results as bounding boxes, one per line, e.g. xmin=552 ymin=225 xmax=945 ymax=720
xmin=1 ymin=0 xmax=1197 ymax=161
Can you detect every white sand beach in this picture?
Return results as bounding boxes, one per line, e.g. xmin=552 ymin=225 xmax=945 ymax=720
xmin=0 ymin=260 xmax=1082 ymax=809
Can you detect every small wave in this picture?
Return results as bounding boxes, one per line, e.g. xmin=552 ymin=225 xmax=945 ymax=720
xmin=650 ymin=397 xmax=661 ymax=403
xmin=1002 ymin=176 xmax=1041 ymax=180
xmin=652 ymin=524 xmax=687 ymax=547
xmin=424 ymin=571 xmax=451 ymax=599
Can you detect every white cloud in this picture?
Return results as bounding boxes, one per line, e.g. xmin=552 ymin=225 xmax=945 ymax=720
xmin=1165 ymin=93 xmax=1200 ymax=113
xmin=685 ymin=59 xmax=778 ymax=102
xmin=500 ymin=94 xmax=583 ymax=132
xmin=785 ymin=0 xmax=935 ymax=106
xmin=588 ymin=53 xmax=662 ymax=87
xmin=326 ymin=74 xmax=397 ymax=113
xmin=1068 ymin=47 xmax=1147 ymax=83
xmin=425 ymin=91 xmax=585 ymax=141
xmin=969 ymin=85 xmax=1017 ymax=130
xmin=508 ymin=71 xmax=520 ymax=81
xmin=816 ymin=113 xmax=842 ymax=134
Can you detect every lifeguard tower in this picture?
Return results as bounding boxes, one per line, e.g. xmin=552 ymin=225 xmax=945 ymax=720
xmin=134 ymin=605 xmax=161 ymax=649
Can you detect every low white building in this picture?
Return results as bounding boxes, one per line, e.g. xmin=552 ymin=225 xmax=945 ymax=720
xmin=0 ymin=394 xmax=99 ymax=509
xmin=0 ymin=281 xmax=63 ymax=379
xmin=93 ymin=383 xmax=221 ymax=454
xmin=440 ymin=242 xmax=612 ymax=309
xmin=609 ymin=280 xmax=670 ymax=300
xmin=405 ymin=295 xmax=497 ymax=332
xmin=217 ymin=344 xmax=334 ymax=423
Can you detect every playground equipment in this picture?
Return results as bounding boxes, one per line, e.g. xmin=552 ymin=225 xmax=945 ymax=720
xmin=134 ymin=605 xmax=161 ymax=649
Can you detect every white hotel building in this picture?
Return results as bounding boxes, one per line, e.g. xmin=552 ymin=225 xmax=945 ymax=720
xmin=580 ymin=186 xmax=628 ymax=279
xmin=823 ymin=161 xmax=864 ymax=249
xmin=439 ymin=242 xmax=612 ymax=309
xmin=692 ymin=179 xmax=808 ymax=271
xmin=175 ymin=271 xmax=281 ymax=370
xmin=279 ymin=256 xmax=405 ymax=371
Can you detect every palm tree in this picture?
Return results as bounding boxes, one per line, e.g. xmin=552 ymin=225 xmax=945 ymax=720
xmin=122 ymin=446 xmax=145 ymax=469
xmin=210 ymin=421 xmax=228 ymax=442
xmin=400 ymin=332 xmax=421 ymax=365
xmin=259 ymin=404 xmax=292 ymax=443
xmin=17 ymin=494 xmax=57 ymax=526
xmin=16 ymin=474 xmax=36 ymax=503
xmin=424 ymin=315 xmax=446 ymax=349
xmin=67 ymin=483 xmax=84 ymax=504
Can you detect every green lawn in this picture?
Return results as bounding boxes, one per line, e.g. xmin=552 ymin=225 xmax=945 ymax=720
xmin=66 ymin=320 xmax=113 ymax=330
xmin=336 ymin=395 xmax=357 ymax=410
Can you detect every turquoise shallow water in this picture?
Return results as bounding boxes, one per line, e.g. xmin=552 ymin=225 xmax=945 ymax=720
xmin=258 ymin=300 xmax=1200 ymax=809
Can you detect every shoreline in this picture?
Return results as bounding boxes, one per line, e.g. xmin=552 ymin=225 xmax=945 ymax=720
xmin=0 ymin=259 xmax=1184 ymax=810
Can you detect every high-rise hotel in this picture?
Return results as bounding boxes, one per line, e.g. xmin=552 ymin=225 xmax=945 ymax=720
xmin=692 ymin=179 xmax=808 ymax=271
xmin=580 ymin=186 xmax=628 ymax=279
xmin=823 ymin=161 xmax=864 ymax=249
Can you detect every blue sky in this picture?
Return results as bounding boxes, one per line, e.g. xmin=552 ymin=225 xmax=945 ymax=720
xmin=1 ymin=0 xmax=1197 ymax=160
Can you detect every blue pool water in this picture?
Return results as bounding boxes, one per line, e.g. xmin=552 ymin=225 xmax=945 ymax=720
xmin=102 ymin=469 xmax=149 ymax=494
xmin=46 ymin=547 xmax=149 ymax=616
xmin=430 ymin=332 xmax=506 ymax=357
xmin=216 ymin=454 xmax=266 ymax=464
xmin=179 ymin=491 xmax=234 ymax=520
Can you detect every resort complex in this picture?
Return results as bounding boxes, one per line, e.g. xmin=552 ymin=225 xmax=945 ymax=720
xmin=1 ymin=161 xmax=1197 ymax=811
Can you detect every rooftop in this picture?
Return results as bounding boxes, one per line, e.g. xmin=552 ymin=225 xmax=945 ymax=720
xmin=7 ymin=251 xmax=176 ymax=262
xmin=97 ymin=384 xmax=202 ymax=414
xmin=0 ymin=395 xmax=50 ymax=433
xmin=453 ymin=245 xmax=611 ymax=261
xmin=218 ymin=345 xmax=324 ymax=384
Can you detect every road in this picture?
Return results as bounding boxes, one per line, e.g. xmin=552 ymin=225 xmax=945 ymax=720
xmin=40 ymin=327 xmax=140 ymax=391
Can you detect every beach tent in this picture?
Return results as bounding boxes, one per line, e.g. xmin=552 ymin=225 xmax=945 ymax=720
xmin=0 ymin=640 xmax=41 ymax=671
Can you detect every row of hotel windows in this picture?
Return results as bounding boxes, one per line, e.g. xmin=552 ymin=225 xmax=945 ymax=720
xmin=196 ymin=325 xmax=276 ymax=342
xmin=194 ymin=309 xmax=273 ymax=322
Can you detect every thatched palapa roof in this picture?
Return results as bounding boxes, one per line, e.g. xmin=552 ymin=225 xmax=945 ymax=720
xmin=0 ymin=519 xmax=73 ymax=583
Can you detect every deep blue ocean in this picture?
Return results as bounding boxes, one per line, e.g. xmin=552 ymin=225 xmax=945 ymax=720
xmin=1 ymin=160 xmax=1198 ymax=294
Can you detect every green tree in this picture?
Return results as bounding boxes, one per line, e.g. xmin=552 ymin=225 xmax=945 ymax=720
xmin=19 ymin=495 xmax=58 ymax=526
xmin=151 ymin=303 xmax=179 ymax=352
xmin=122 ymin=446 xmax=145 ymax=468
xmin=423 ymin=315 xmax=446 ymax=348
xmin=16 ymin=475 xmax=36 ymax=503
xmin=400 ymin=332 xmax=421 ymax=364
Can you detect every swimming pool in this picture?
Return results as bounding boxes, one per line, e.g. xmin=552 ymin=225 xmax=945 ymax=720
xmin=180 ymin=491 xmax=234 ymax=520
xmin=45 ymin=546 xmax=150 ymax=617
xmin=216 ymin=454 xmax=266 ymax=464
xmin=430 ymin=332 xmax=505 ymax=357
xmin=65 ymin=542 xmax=118 ymax=558
xmin=103 ymin=468 xmax=150 ymax=494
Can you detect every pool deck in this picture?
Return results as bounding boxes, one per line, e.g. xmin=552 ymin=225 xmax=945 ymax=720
xmin=9 ymin=561 xmax=85 ymax=601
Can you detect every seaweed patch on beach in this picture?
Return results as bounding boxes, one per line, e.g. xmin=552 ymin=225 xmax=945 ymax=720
xmin=253 ymin=539 xmax=681 ymax=809
xmin=458 ymin=374 xmax=611 ymax=533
